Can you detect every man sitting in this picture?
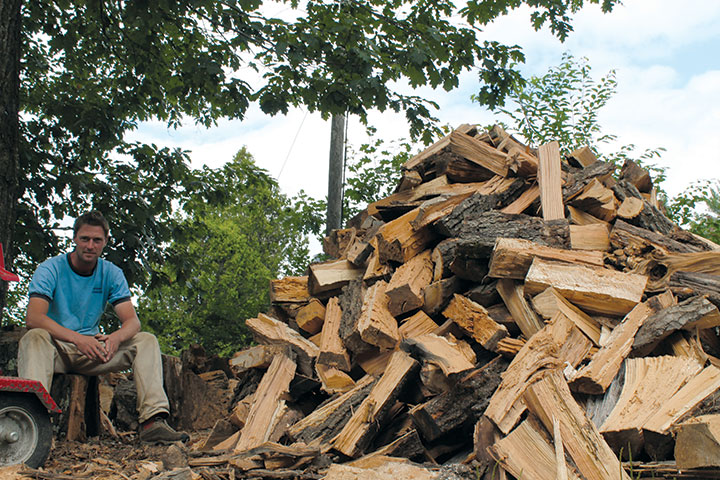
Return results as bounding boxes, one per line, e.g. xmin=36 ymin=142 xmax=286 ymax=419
xmin=18 ymin=211 xmax=188 ymax=444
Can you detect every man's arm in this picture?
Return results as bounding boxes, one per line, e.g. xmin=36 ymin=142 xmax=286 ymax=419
xmin=26 ymin=296 xmax=108 ymax=362
xmin=95 ymin=299 xmax=141 ymax=362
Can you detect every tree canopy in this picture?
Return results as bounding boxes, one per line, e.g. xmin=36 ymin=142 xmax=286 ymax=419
xmin=0 ymin=0 xmax=619 ymax=318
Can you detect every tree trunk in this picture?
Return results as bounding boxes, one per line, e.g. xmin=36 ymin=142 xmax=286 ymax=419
xmin=0 ymin=0 xmax=22 ymax=322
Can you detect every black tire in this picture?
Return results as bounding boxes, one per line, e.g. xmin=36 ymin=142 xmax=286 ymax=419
xmin=0 ymin=392 xmax=53 ymax=468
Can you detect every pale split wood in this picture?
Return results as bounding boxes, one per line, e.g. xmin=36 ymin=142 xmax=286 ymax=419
xmin=524 ymin=258 xmax=648 ymax=316
xmin=403 ymin=124 xmax=476 ymax=171
xmin=569 ymin=291 xmax=675 ymax=394
xmin=496 ymin=278 xmax=545 ymax=339
xmin=485 ymin=312 xmax=591 ymax=434
xmin=269 ymin=276 xmax=310 ymax=303
xmin=569 ymin=145 xmax=597 ymax=168
xmin=506 ymin=145 xmax=539 ymax=177
xmin=501 ymin=183 xmax=539 ymax=214
xmin=524 ymin=370 xmax=631 ymax=480
xmin=400 ymin=333 xmax=475 ymax=377
xmin=295 ymin=298 xmax=326 ymax=334
xmin=569 ymin=223 xmax=610 ymax=251
xmin=363 ymin=237 xmax=393 ymax=283
xmin=447 ymin=130 xmax=509 ymax=177
xmin=442 ymin=293 xmax=508 ymax=351
xmin=488 ymin=417 xmax=581 ymax=480
xmin=644 ymin=364 xmax=720 ymax=434
xmin=537 ymin=141 xmax=565 ymax=221
xmin=332 ymin=350 xmax=418 ymax=458
xmin=488 ymin=237 xmax=604 ymax=280
xmin=567 ymin=205 xmax=608 ymax=226
xmin=245 ymin=313 xmax=320 ymax=366
xmin=569 ymin=178 xmax=618 ymax=222
xmin=318 ymin=297 xmax=351 ymax=371
xmin=367 ymin=175 xmax=449 ymax=216
xmin=667 ymin=330 xmax=708 ymax=366
xmin=398 ymin=310 xmax=438 ymax=339
xmin=357 ymin=280 xmax=401 ymax=350
xmin=229 ymin=345 xmax=287 ymax=375
xmin=308 ymin=259 xmax=364 ymax=295
xmin=599 ymin=356 xmax=703 ymax=435
xmin=385 ymin=249 xmax=434 ymax=317
xmin=529 ymin=287 xmax=601 ymax=345
xmin=617 ymin=197 xmax=645 ymax=219
xmin=374 ymin=206 xmax=436 ymax=264
xmin=554 ymin=415 xmax=569 ymax=480
xmin=316 ymin=363 xmax=356 ymax=394
xmin=235 ymin=353 xmax=297 ymax=452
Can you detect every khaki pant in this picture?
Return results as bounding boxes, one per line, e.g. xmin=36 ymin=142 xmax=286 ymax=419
xmin=18 ymin=329 xmax=170 ymax=423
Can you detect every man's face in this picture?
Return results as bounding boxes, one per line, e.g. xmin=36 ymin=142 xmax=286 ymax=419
xmin=73 ymin=224 xmax=108 ymax=264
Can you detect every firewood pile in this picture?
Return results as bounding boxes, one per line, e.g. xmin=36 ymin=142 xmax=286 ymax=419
xmin=195 ymin=125 xmax=720 ymax=479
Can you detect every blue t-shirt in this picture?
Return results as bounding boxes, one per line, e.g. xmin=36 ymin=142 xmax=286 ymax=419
xmin=28 ymin=253 xmax=132 ymax=335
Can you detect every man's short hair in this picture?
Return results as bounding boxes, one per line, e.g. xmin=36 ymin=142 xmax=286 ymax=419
xmin=73 ymin=211 xmax=110 ymax=238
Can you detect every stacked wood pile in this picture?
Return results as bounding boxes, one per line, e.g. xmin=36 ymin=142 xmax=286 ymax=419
xmin=195 ymin=124 xmax=720 ymax=479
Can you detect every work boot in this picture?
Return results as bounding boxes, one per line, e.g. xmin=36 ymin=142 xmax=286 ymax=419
xmin=139 ymin=418 xmax=190 ymax=444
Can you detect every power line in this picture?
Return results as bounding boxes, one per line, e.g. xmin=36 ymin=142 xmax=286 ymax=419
xmin=277 ymin=110 xmax=309 ymax=180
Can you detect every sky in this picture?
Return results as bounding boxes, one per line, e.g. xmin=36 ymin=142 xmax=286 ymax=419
xmin=127 ymin=0 xmax=720 ymax=202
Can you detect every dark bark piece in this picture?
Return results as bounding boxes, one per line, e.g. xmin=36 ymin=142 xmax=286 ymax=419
xmin=408 ymin=356 xmax=509 ymax=442
xmin=612 ymin=180 xmax=675 ymax=234
xmin=434 ymin=179 xmax=526 ymax=237
xmin=670 ymin=271 xmax=720 ymax=308
xmin=431 ymin=238 xmax=489 ymax=282
xmin=611 ymin=219 xmax=700 ymax=254
xmin=338 ymin=279 xmax=374 ymax=355
xmin=562 ymin=161 xmax=616 ymax=202
xmin=464 ymin=281 xmax=500 ymax=307
xmin=633 ymin=296 xmax=720 ymax=356
xmin=51 ymin=374 xmax=100 ymax=441
xmin=620 ymin=159 xmax=653 ymax=193
xmin=422 ymin=275 xmax=465 ymax=316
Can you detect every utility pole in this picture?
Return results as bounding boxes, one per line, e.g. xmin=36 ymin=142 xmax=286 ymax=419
xmin=326 ymin=113 xmax=346 ymax=235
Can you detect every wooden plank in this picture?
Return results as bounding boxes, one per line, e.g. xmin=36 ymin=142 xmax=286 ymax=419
xmin=385 ymin=250 xmax=434 ymax=316
xmin=524 ymin=258 xmax=648 ymax=316
xmin=442 ymin=294 xmax=508 ymax=351
xmin=489 ymin=237 xmax=604 ymax=280
xmin=357 ymin=281 xmax=401 ymax=350
xmin=524 ymin=370 xmax=631 ymax=480
xmin=496 ymin=278 xmax=545 ymax=339
xmin=318 ymin=297 xmax=351 ymax=371
xmin=332 ymin=351 xmax=419 ymax=458
xmin=537 ymin=141 xmax=564 ymax=220
xmin=295 ymin=298 xmax=326 ymax=335
xmin=569 ymin=291 xmax=675 ymax=395
xmin=270 ymin=276 xmax=310 ymax=303
xmin=235 ymin=353 xmax=296 ymax=452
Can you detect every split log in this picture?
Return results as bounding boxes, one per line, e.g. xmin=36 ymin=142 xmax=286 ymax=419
xmin=286 ymin=376 xmax=376 ymax=447
xmin=363 ymin=238 xmax=393 ymax=284
xmin=568 ymin=178 xmax=617 ymax=221
xmin=537 ymin=141 xmax=564 ymax=221
xmin=562 ymin=160 xmax=616 ymax=202
xmin=670 ymin=271 xmax=720 ymax=307
xmin=488 ymin=237 xmax=604 ymax=280
xmin=323 ymin=228 xmax=357 ymax=259
xmin=422 ymin=276 xmax=463 ymax=316
xmin=395 ymin=170 xmax=423 ymax=192
xmin=51 ymin=374 xmax=100 ymax=441
xmin=442 ymin=294 xmax=508 ymax=351
xmin=524 ymin=370 xmax=631 ymax=480
xmin=567 ymin=205 xmax=607 ymax=226
xmin=632 ymin=250 xmax=720 ymax=292
xmin=524 ymin=258 xmax=648 ymax=316
xmin=403 ymin=125 xmax=476 ymax=171
xmin=620 ymin=159 xmax=653 ymax=193
xmin=401 ymin=333 xmax=475 ymax=377
xmin=398 ymin=310 xmax=439 ymax=339
xmin=643 ymin=364 xmax=720 ymax=435
xmin=613 ymin=180 xmax=675 ymax=235
xmin=569 ymin=224 xmax=610 ymax=251
xmin=446 ymin=130 xmax=509 ymax=177
xmin=569 ymin=291 xmax=675 ymax=394
xmin=430 ymin=238 xmax=488 ymax=282
xmin=246 ymin=313 xmax=319 ymax=376
xmin=270 ymin=276 xmax=310 ymax=304
xmin=385 ymin=250 xmax=434 ymax=316
xmin=599 ymin=356 xmax=703 ymax=456
xmin=318 ymin=297 xmax=351 ymax=371
xmin=496 ymin=278 xmax=544 ymax=339
xmin=367 ymin=175 xmax=449 ymax=217
xmin=230 ymin=345 xmax=288 ymax=375
xmin=530 ymin=287 xmax=601 ymax=345
xmin=235 ymin=353 xmax=297 ymax=452
xmin=485 ymin=312 xmax=592 ymax=434
xmin=295 ymin=298 xmax=326 ymax=335
xmin=667 ymin=330 xmax=709 ymax=366
xmin=674 ymin=415 xmax=720 ymax=469
xmin=616 ymin=196 xmax=645 ymax=220
xmin=500 ymin=183 xmax=539 ymax=215
xmin=611 ymin=219 xmax=700 ymax=255
xmin=339 ymin=280 xmax=373 ymax=355
xmin=357 ymin=281 xmax=401 ymax=350
xmin=375 ymin=207 xmax=436 ymax=264
xmin=308 ymin=259 xmax=364 ymax=296
xmin=409 ymin=356 xmax=508 ymax=442
xmin=568 ymin=145 xmax=597 ymax=168
xmin=316 ymin=364 xmax=356 ymax=394
xmin=506 ymin=146 xmax=539 ymax=177
xmin=633 ymin=295 xmax=720 ymax=356
xmin=488 ymin=417 xmax=582 ymax=480
xmin=332 ymin=351 xmax=419 ymax=458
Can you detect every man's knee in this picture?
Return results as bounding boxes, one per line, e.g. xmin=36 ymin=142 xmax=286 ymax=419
xmin=19 ymin=328 xmax=53 ymax=351
xmin=132 ymin=331 xmax=160 ymax=350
